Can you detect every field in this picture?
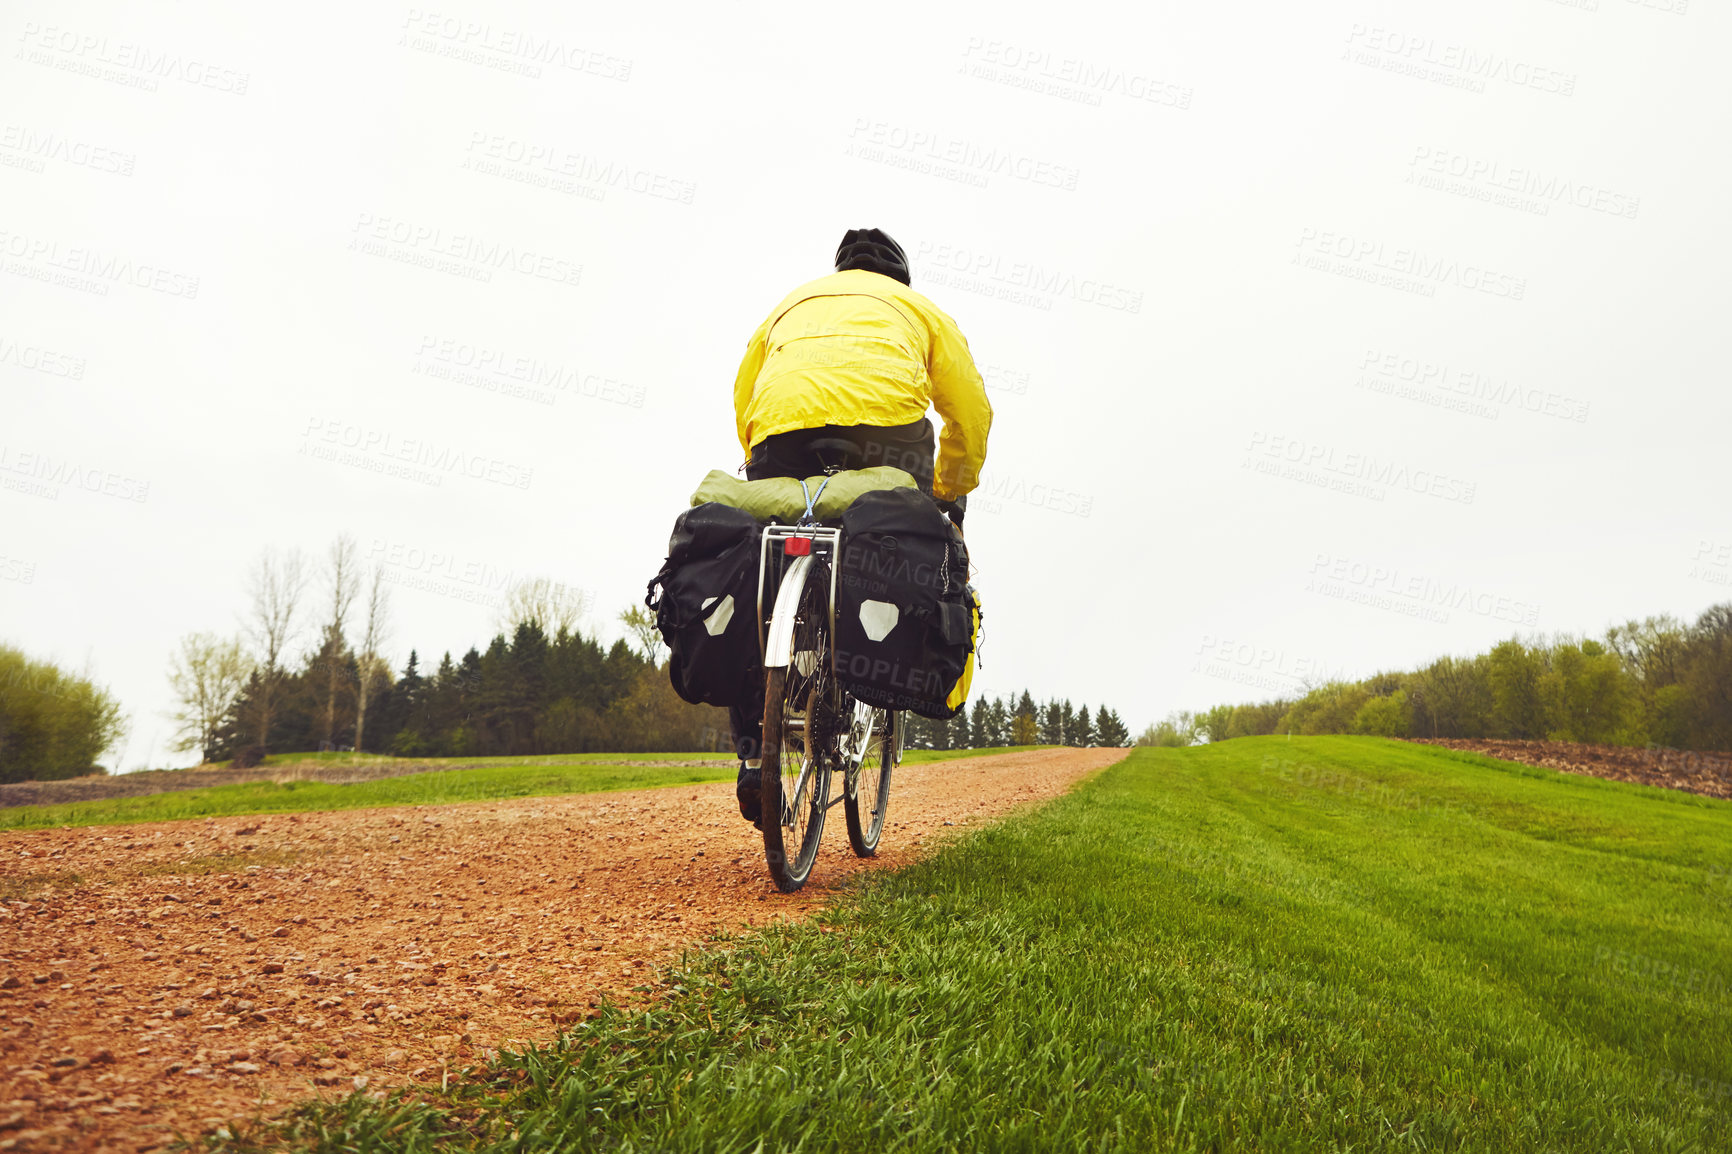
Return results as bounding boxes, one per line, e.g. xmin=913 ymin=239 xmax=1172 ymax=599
xmin=227 ymin=737 xmax=1731 ymax=1153
xmin=3 ymin=738 xmax=1727 ymax=1152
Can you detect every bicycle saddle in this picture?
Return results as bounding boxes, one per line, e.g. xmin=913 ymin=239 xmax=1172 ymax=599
xmin=805 ymin=437 xmax=865 ymax=473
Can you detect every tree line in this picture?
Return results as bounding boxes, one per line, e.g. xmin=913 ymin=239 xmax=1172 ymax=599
xmin=173 ymin=536 xmax=726 ymax=764
xmin=902 ymin=695 xmax=1130 ymax=749
xmin=1163 ymin=602 xmax=1732 ymax=750
xmin=171 ymin=535 xmax=1130 ymax=766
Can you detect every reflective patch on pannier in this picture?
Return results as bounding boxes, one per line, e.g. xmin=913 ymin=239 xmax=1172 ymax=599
xmin=703 ymin=594 xmax=736 ymax=636
xmin=858 ymin=599 xmax=899 ymax=642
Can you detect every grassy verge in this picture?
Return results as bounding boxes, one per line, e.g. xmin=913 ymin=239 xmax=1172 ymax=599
xmin=208 ymin=750 xmax=732 ymax=770
xmin=0 ymin=746 xmax=1058 ymax=831
xmin=0 ymin=763 xmax=737 ymax=831
xmin=216 ymin=736 xmax=1730 ymax=1153
xmin=215 ymin=745 xmax=1052 ymax=771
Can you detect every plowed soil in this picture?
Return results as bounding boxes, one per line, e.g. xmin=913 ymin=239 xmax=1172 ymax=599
xmin=1406 ymin=738 xmax=1732 ymax=801
xmin=0 ymin=747 xmax=1126 ymax=1151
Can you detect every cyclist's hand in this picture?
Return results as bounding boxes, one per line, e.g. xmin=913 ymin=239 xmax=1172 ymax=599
xmin=935 ymin=496 xmax=966 ymax=530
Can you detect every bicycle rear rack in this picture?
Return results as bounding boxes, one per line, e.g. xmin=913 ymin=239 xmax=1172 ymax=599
xmin=757 ymin=524 xmax=841 ymax=673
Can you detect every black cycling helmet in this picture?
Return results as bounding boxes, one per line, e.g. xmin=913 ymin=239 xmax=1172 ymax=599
xmin=835 ymin=228 xmax=911 ymax=285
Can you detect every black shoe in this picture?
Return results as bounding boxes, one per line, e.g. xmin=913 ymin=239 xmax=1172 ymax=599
xmin=736 ymin=762 xmax=761 ymax=825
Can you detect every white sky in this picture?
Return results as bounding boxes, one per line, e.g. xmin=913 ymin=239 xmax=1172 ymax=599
xmin=2 ymin=0 xmax=1728 ymax=769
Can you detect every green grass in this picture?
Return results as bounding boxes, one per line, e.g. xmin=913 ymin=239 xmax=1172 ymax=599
xmin=209 ymin=749 xmax=734 ymax=770
xmin=0 ymin=746 xmax=1056 ymax=831
xmin=230 ymin=745 xmax=1047 ymax=771
xmin=0 ymin=762 xmax=737 ymax=831
xmin=0 ymin=870 xmax=82 ymax=901
xmin=212 ymin=736 xmax=1732 ymax=1153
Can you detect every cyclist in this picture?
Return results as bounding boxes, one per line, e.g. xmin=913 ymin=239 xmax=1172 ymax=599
xmin=730 ymin=227 xmax=993 ymax=824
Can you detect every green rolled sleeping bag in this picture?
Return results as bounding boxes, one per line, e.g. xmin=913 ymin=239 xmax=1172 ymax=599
xmin=688 ymin=466 xmax=917 ymax=522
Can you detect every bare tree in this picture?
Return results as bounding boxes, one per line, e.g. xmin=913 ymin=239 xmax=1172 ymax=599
xmin=243 ymin=547 xmax=308 ymax=752
xmin=619 ymin=604 xmax=664 ymax=664
xmin=166 ymin=633 xmax=253 ymax=762
xmin=497 ymin=577 xmax=589 ymax=637
xmin=353 ymin=564 xmax=393 ymax=754
xmin=317 ymin=534 xmax=360 ymax=750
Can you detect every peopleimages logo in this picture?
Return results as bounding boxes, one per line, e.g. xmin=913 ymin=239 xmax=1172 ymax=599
xmin=832 ymin=647 xmax=947 ymax=707
xmin=1294 ymin=228 xmax=1526 ymax=301
xmin=912 ymin=241 xmax=1142 ymax=313
xmin=1193 ymin=634 xmax=1343 ymax=687
xmin=1343 ymin=24 xmax=1577 ymax=96
xmin=0 ymin=124 xmax=135 ymax=176
xmin=1308 ymin=552 xmax=1539 ymax=627
xmin=15 ymin=22 xmax=251 ymax=94
xmin=845 ymin=119 xmax=1081 ymax=191
xmin=0 ymin=334 xmax=85 ymax=380
xmin=958 ymin=37 xmax=1193 ymax=110
xmin=1689 ymin=538 xmax=1732 ymax=589
xmin=1246 ymin=431 xmax=1477 ymax=505
xmin=463 ymin=132 xmax=696 ymax=205
xmin=1407 ymin=147 xmax=1640 ymax=220
xmin=0 ymin=555 xmax=37 ymax=584
xmin=0 ymin=443 xmax=150 ymax=502
xmin=399 ymin=9 xmax=632 ymax=81
xmin=1357 ymin=348 xmax=1590 ymax=423
xmin=300 ymin=418 xmax=533 ymax=490
xmin=413 ymin=336 xmax=645 ymax=408
xmin=348 ymin=213 xmax=582 ymax=288
xmin=368 ymin=538 xmax=516 ymax=592
xmin=0 ymin=228 xmax=200 ymax=299
xmin=974 ymin=472 xmax=1094 ymax=517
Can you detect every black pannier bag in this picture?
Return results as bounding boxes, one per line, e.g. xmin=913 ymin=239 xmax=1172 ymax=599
xmin=645 ymin=502 xmax=763 ymax=707
xmin=835 ymin=488 xmax=974 ymax=719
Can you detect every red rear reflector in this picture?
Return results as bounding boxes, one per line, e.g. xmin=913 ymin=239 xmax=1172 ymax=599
xmin=784 ymin=536 xmax=812 ymax=556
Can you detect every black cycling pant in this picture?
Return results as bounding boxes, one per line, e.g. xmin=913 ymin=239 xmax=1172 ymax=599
xmin=728 ymin=679 xmax=765 ymax=765
xmin=746 ymin=417 xmax=936 ymax=495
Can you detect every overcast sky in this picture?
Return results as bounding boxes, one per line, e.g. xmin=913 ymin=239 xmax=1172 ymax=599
xmin=3 ymin=0 xmax=1728 ymax=770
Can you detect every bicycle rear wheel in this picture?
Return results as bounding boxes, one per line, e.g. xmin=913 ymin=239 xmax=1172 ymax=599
xmin=844 ymin=704 xmax=895 ymax=856
xmin=760 ymin=569 xmax=831 ymax=892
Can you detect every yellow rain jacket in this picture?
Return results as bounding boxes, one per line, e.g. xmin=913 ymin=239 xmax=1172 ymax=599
xmin=733 ymin=269 xmax=993 ymax=502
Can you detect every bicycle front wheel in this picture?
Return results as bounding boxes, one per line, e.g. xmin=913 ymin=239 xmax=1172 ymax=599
xmin=844 ymin=704 xmax=895 ymax=856
xmin=760 ymin=572 xmax=831 ymax=892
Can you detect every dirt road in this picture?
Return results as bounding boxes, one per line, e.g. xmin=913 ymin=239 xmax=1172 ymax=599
xmin=0 ymin=747 xmax=1127 ymax=1151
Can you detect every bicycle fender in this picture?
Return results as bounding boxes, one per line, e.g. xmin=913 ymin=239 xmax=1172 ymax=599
xmin=763 ymin=553 xmax=813 ymax=669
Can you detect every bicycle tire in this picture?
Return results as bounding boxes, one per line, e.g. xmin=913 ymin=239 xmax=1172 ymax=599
xmin=760 ymin=570 xmax=831 ymax=892
xmin=844 ymin=706 xmax=895 ymax=856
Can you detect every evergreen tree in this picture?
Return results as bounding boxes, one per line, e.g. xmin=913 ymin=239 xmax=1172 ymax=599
xmin=394 ymin=650 xmax=423 ymax=714
xmin=1010 ymin=691 xmax=1039 ymax=746
xmin=1073 ymin=705 xmax=1094 ymax=747
xmin=1040 ymin=700 xmax=1063 ymax=746
xmin=926 ymin=711 xmax=952 ymax=751
xmin=987 ymin=697 xmax=1009 ymax=747
xmin=211 ymin=615 xmax=720 ymax=758
xmin=903 ymin=714 xmax=936 ymax=751
xmin=1059 ymin=699 xmax=1075 ymax=745
xmin=969 ymin=698 xmax=990 ymax=748
xmin=1094 ymin=706 xmax=1130 ymax=747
